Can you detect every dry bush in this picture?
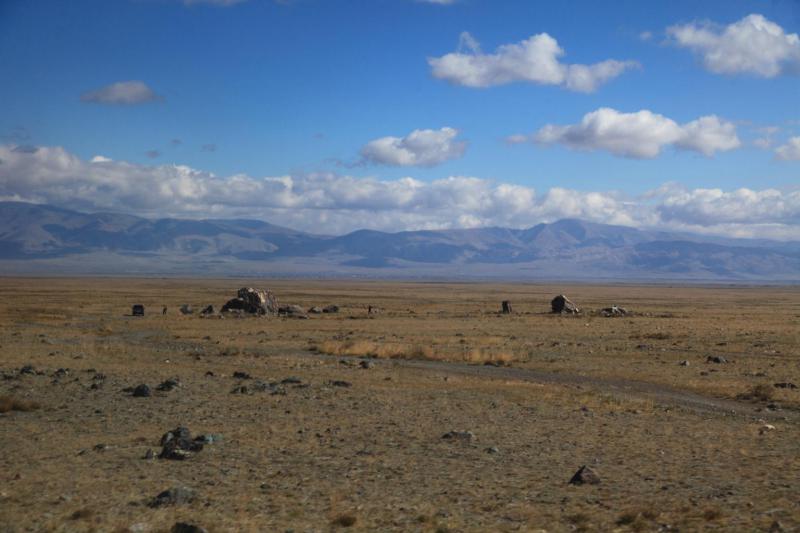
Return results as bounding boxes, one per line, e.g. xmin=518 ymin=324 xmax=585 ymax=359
xmin=331 ymin=513 xmax=357 ymax=527
xmin=0 ymin=395 xmax=41 ymax=413
xmin=737 ymin=384 xmax=774 ymax=402
xmin=464 ymin=348 xmax=515 ymax=366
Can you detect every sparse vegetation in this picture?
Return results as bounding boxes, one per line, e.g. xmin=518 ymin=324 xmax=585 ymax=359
xmin=0 ymin=278 xmax=798 ymax=531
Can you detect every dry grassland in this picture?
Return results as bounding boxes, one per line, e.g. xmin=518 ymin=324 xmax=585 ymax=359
xmin=0 ymin=278 xmax=799 ymax=532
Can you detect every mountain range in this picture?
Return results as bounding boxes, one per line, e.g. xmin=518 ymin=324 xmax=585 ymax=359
xmin=1 ymin=201 xmax=798 ymax=281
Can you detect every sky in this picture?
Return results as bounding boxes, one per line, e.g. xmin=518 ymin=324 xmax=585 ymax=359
xmin=0 ymin=0 xmax=799 ymax=238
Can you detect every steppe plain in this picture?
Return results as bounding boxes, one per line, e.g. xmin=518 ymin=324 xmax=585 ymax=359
xmin=1 ymin=278 xmax=799 ymax=532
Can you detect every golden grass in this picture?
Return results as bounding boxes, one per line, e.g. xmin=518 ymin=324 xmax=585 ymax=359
xmin=312 ymin=339 xmax=518 ymax=365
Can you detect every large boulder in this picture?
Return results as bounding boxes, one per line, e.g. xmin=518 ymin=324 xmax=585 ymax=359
xmin=551 ymin=295 xmax=579 ymax=314
xmin=221 ymin=287 xmax=278 ymax=315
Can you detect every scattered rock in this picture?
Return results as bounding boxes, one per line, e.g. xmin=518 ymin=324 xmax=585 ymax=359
xmin=551 ymin=295 xmax=579 ymax=314
xmin=759 ymin=424 xmax=776 ymax=435
xmin=568 ymin=465 xmax=600 ymax=485
xmin=149 ymin=486 xmax=195 ymax=508
xmin=679 ymin=360 xmax=690 ymax=366
xmin=280 ymin=377 xmax=302 ymax=385
xmin=323 ymin=304 xmax=340 ymax=313
xmin=441 ymin=430 xmax=475 ymax=442
xmin=278 ymin=304 xmax=308 ymax=319
xmin=159 ymin=427 xmax=204 ymax=460
xmin=774 ymin=382 xmax=797 ymax=389
xmin=359 ymin=360 xmax=374 ymax=369
xmin=600 ymin=305 xmax=628 ymax=317
xmin=485 ymin=446 xmax=499 ymax=454
xmin=132 ymin=384 xmax=151 ymax=397
xmin=156 ymin=377 xmax=181 ymax=391
xmin=179 ymin=304 xmax=193 ymax=315
xmin=308 ymin=306 xmax=323 ymax=314
xmin=327 ymin=380 xmax=352 ymax=388
xmin=706 ymin=356 xmax=728 ymax=364
xmin=172 ymin=523 xmax=207 ymax=533
xmin=19 ymin=365 xmax=35 ymax=376
xmin=233 ymin=371 xmax=251 ymax=380
xmin=199 ymin=305 xmax=215 ymax=316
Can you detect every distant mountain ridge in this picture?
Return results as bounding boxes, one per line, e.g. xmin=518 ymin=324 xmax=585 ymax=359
xmin=1 ymin=201 xmax=798 ymax=281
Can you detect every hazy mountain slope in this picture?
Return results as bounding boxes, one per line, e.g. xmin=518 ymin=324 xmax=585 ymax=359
xmin=0 ymin=202 xmax=798 ymax=281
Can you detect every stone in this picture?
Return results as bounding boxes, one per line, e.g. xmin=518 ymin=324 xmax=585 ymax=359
xmin=679 ymin=360 xmax=690 ymax=366
xmin=501 ymin=300 xmax=512 ymax=314
xmin=156 ymin=377 xmax=181 ymax=391
xmin=600 ymin=305 xmax=628 ymax=317
xmin=172 ymin=523 xmax=207 ymax=533
xmin=280 ymin=376 xmax=302 ymax=385
xmin=233 ymin=371 xmax=251 ymax=380
xmin=774 ymin=382 xmax=797 ymax=389
xmin=159 ymin=427 xmax=204 ymax=460
xmin=132 ymin=384 xmax=151 ymax=397
xmin=322 ymin=304 xmax=340 ymax=313
xmin=359 ymin=360 xmax=374 ymax=369
xmin=19 ymin=365 xmax=35 ymax=375
xmin=308 ymin=306 xmax=323 ymax=314
xmin=199 ymin=305 xmax=215 ymax=316
xmin=441 ymin=430 xmax=475 ymax=442
xmin=327 ymin=380 xmax=352 ymax=388
xmin=179 ymin=304 xmax=193 ymax=315
xmin=278 ymin=304 xmax=308 ymax=318
xmin=568 ymin=465 xmax=600 ymax=485
xmin=707 ymin=356 xmax=728 ymax=364
xmin=485 ymin=446 xmax=499 ymax=454
xmin=149 ymin=486 xmax=195 ymax=507
xmin=143 ymin=449 xmax=155 ymax=460
xmin=132 ymin=304 xmax=145 ymax=317
xmin=221 ymin=287 xmax=278 ymax=315
xmin=551 ymin=295 xmax=579 ymax=314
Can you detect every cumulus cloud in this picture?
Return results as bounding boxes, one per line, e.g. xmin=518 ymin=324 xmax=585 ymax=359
xmin=529 ymin=108 xmax=740 ymax=158
xmin=775 ymin=137 xmax=800 ymax=160
xmin=360 ymin=127 xmax=466 ymax=167
xmin=428 ymin=32 xmax=638 ymax=92
xmin=667 ymin=14 xmax=800 ymax=77
xmin=80 ymin=81 xmax=162 ymax=105
xmin=1 ymin=144 xmax=799 ymax=239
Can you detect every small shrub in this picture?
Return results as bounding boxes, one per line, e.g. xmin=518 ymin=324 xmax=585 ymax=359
xmin=737 ymin=384 xmax=774 ymax=402
xmin=0 ymin=395 xmax=41 ymax=413
xmin=331 ymin=513 xmax=357 ymax=527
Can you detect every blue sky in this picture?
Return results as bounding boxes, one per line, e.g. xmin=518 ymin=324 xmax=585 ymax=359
xmin=0 ymin=0 xmax=799 ymax=238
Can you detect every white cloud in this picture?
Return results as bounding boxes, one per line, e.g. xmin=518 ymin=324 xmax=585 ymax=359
xmin=428 ymin=32 xmax=637 ymax=92
xmin=639 ymin=31 xmax=653 ymax=41
xmin=667 ymin=14 xmax=800 ymax=77
xmin=90 ymin=155 xmax=112 ymax=163
xmin=80 ymin=81 xmax=161 ymax=105
xmin=1 ymin=144 xmax=798 ymax=239
xmin=530 ymin=108 xmax=740 ymax=158
xmin=360 ymin=127 xmax=466 ymax=167
xmin=775 ymin=137 xmax=800 ymax=160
